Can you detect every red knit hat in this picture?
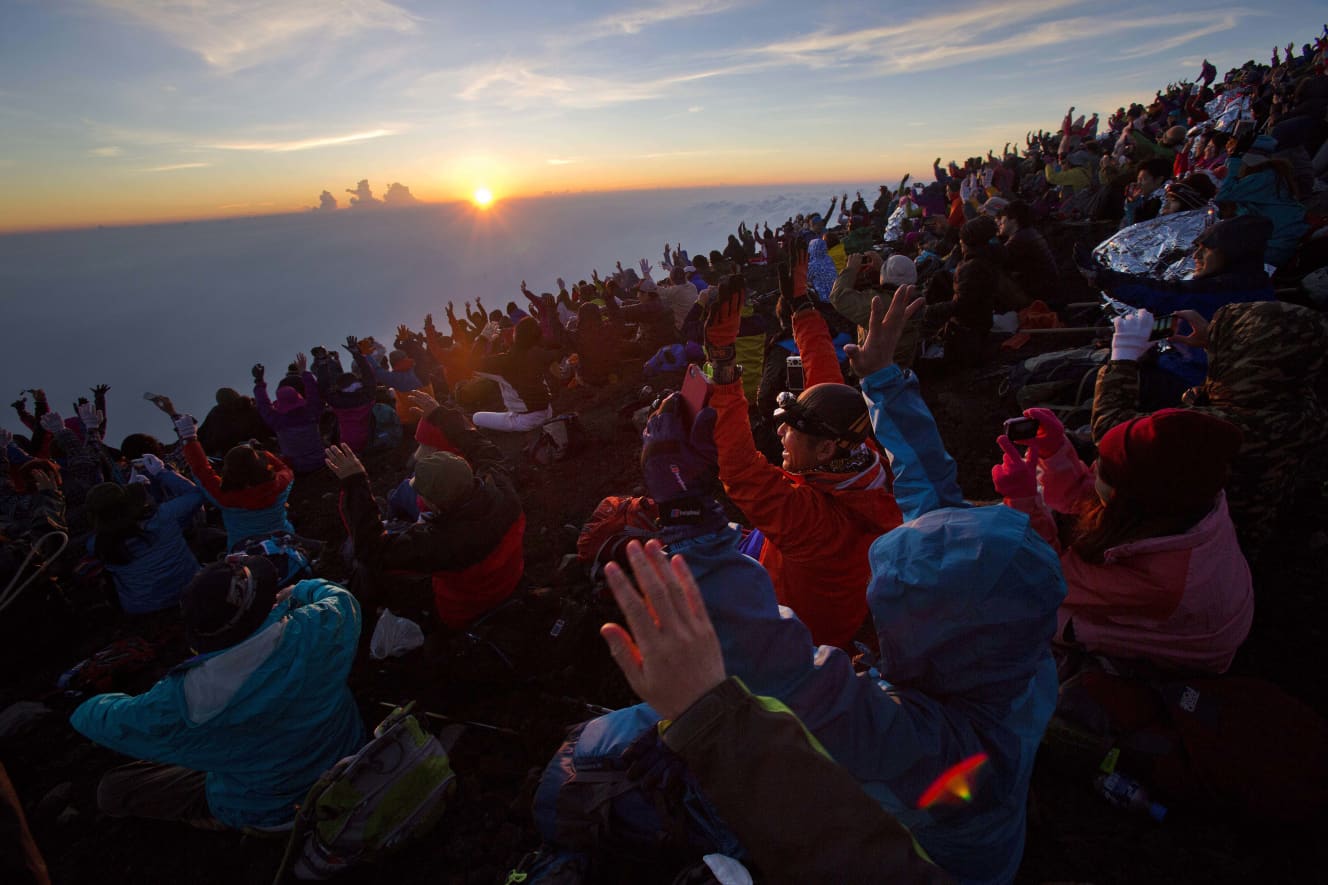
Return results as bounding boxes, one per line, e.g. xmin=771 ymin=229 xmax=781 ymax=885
xmin=414 ymin=416 xmax=462 ymax=457
xmin=1096 ymin=409 xmax=1243 ymax=516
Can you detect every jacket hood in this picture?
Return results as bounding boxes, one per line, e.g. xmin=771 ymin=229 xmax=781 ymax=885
xmin=1193 ymin=300 xmax=1328 ymax=407
xmin=1195 ymin=214 xmax=1272 ymax=272
xmin=867 ymin=506 xmax=1064 ymax=707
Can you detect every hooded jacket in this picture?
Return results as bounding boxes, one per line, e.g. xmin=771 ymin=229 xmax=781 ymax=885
xmin=338 ymin=408 xmax=525 ymax=627
xmin=476 ymin=319 xmax=561 ymax=414
xmin=1093 ymin=300 xmax=1328 ymax=554
xmin=321 ymin=349 xmax=377 ymax=453
xmin=806 ymin=238 xmax=838 ymax=302
xmin=197 ymin=397 xmax=274 ymax=459
xmin=182 ymin=440 xmax=295 ymax=549
xmin=1004 ymin=440 xmax=1252 ymax=672
xmin=254 ymin=372 xmax=325 ymax=474
xmin=545 ymin=364 xmax=1062 ymax=883
xmin=1213 ymin=155 xmax=1308 ymax=267
xmin=88 ymin=471 xmax=204 ymax=614
xmin=712 ymin=309 xmax=902 ymax=648
xmin=373 ymin=358 xmax=424 ymax=424
xmin=70 ymin=579 xmax=365 ymax=828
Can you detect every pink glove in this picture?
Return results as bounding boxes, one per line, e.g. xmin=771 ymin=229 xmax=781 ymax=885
xmin=1023 ymin=408 xmax=1067 ymax=460
xmin=992 ymin=436 xmax=1039 ymax=499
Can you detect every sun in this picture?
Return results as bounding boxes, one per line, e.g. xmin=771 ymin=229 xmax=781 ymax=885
xmin=472 ymin=187 xmax=494 ymax=208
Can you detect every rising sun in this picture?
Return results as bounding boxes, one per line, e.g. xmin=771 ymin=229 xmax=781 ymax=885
xmin=472 ymin=187 xmax=494 ymax=208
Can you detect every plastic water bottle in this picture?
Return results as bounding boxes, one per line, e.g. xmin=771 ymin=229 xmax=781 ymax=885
xmin=1096 ymin=771 xmax=1167 ymax=821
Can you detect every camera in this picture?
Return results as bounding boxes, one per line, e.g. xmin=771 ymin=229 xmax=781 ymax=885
xmin=1003 ymin=416 xmax=1039 ymax=442
xmin=785 ymin=355 xmax=804 ymax=393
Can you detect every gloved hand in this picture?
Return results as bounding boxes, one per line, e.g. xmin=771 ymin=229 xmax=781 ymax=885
xmin=702 ymin=276 xmax=744 ymax=359
xmin=173 ymin=413 xmax=198 ymax=441
xmin=1111 ymin=308 xmax=1154 ymax=362
xmin=1023 ymin=407 xmax=1067 ymax=460
xmin=139 ymin=453 xmax=166 ymax=476
xmin=642 ymin=395 xmax=717 ymax=508
xmin=77 ymin=401 xmax=103 ymax=433
xmin=992 ymin=436 xmax=1039 ymax=499
xmin=252 ymin=363 xmax=265 ymax=382
xmin=781 ymin=236 xmax=814 ymax=314
xmin=128 ymin=471 xmax=151 ymax=487
xmin=39 ymin=412 xmax=64 ymax=433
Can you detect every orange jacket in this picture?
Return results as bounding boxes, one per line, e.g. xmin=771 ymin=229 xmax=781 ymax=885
xmin=712 ymin=309 xmax=902 ymax=648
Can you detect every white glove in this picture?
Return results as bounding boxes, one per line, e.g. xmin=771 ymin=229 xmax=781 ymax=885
xmin=77 ymin=401 xmax=102 ymax=430
xmin=128 ymin=471 xmax=151 ymax=487
xmin=173 ymin=413 xmax=198 ymax=440
xmin=39 ymin=412 xmax=64 ymax=433
xmin=140 ymin=453 xmax=166 ymax=476
xmin=1111 ymin=309 xmax=1154 ymax=362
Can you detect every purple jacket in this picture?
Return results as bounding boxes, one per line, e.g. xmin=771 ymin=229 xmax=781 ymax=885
xmin=254 ymin=372 xmax=325 ymax=474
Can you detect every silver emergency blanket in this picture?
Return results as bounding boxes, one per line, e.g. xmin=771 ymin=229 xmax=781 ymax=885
xmin=1092 ymin=208 xmax=1212 ymax=280
xmin=1203 ymin=90 xmax=1254 ymax=132
xmin=883 ymin=203 xmax=909 ymax=241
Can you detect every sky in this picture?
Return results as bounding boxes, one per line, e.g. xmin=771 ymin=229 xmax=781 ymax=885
xmin=1 ymin=0 xmax=1324 ymax=232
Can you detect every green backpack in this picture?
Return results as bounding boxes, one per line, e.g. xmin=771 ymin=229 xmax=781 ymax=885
xmin=274 ymin=704 xmax=457 ymax=881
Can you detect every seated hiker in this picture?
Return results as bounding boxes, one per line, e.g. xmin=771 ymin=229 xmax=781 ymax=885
xmin=1213 ymin=133 xmax=1307 ymax=268
xmin=995 ymin=199 xmax=1061 ymax=303
xmin=831 ymin=250 xmax=925 ymax=367
xmin=604 ymin=277 xmax=678 ymax=356
xmin=318 ymin=337 xmax=381 ymax=453
xmin=84 ymin=462 xmax=204 ymax=614
xmin=1092 ymin=302 xmax=1328 ymax=558
xmin=992 ymin=407 xmax=1252 ymax=673
xmin=565 ymin=302 xmax=622 ymax=387
xmin=924 ymin=217 xmax=999 ymax=368
xmin=164 ymin=409 xmax=295 ymax=551
xmin=703 ymin=243 xmax=901 ymax=649
xmin=252 ymin=358 xmax=324 ymax=475
xmin=366 ymin=343 xmax=427 ymax=428
xmin=330 ymin=392 xmax=524 ymax=629
xmin=537 ymin=288 xmax=1063 ymax=883
xmin=196 ymin=388 xmax=274 ymax=458
xmin=595 ymin=542 xmax=952 ymax=885
xmin=70 ymin=558 xmax=364 ymax=830
xmin=386 ymin=392 xmax=471 ymax=523
xmin=472 ymin=317 xmax=562 ymax=433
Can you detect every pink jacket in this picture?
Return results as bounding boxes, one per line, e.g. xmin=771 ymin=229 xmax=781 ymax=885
xmin=1006 ymin=441 xmax=1253 ymax=673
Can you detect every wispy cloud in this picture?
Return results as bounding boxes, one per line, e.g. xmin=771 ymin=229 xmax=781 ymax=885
xmin=88 ymin=146 xmax=123 ymax=157
xmin=143 ymin=162 xmax=211 ymax=172
xmin=90 ymin=0 xmax=417 ymax=70
xmin=546 ymin=157 xmax=579 ymax=165
xmin=578 ymin=0 xmax=743 ymax=39
xmin=454 ymin=62 xmax=759 ymax=110
xmin=207 ymin=128 xmax=397 ymax=152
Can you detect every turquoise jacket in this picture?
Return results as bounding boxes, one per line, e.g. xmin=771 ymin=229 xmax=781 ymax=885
xmin=70 ymin=579 xmax=365 ymax=827
xmin=541 ymin=366 xmax=1064 ymax=883
xmin=1214 ymin=156 xmax=1308 ymax=267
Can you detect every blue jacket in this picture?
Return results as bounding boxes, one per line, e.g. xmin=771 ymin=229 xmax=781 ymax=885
xmin=87 ymin=471 xmax=204 ymax=613
xmin=1214 ymin=156 xmax=1308 ymax=267
xmin=70 ymin=580 xmax=365 ymax=828
xmin=547 ymin=366 xmax=1064 ymax=883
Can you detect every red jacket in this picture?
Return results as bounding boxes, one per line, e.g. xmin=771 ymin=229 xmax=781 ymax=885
xmin=712 ymin=310 xmax=902 ymax=648
xmin=947 ymin=194 xmax=965 ymax=229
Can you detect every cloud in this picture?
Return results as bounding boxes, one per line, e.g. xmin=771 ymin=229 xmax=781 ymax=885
xmin=546 ymin=157 xmax=579 ymax=166
xmin=88 ymin=146 xmax=123 ymax=157
xmin=454 ymin=62 xmax=759 ymax=110
xmin=143 ymin=162 xmax=211 ymax=172
xmin=315 ymin=190 xmax=338 ymax=211
xmin=345 ymin=179 xmax=381 ymax=208
xmin=578 ymin=0 xmax=743 ymax=39
xmin=382 ymin=182 xmax=419 ymax=206
xmin=207 ymin=128 xmax=397 ymax=152
xmin=90 ymin=0 xmax=417 ymax=71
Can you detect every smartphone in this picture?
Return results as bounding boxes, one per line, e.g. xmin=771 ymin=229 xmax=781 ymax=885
xmin=786 ymin=355 xmax=804 ymax=393
xmin=679 ymin=364 xmax=713 ymax=423
xmin=1148 ymin=313 xmax=1177 ymax=341
xmin=1004 ymin=416 xmax=1040 ymax=443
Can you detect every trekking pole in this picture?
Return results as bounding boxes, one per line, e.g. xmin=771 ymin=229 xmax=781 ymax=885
xmin=376 ymin=702 xmax=521 ymax=736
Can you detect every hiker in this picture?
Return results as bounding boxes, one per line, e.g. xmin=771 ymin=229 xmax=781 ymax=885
xmin=1213 ymin=133 xmax=1308 ymax=268
xmin=925 ymin=217 xmax=999 ymax=368
xmin=318 ymin=338 xmax=380 ymax=453
xmin=0 ymin=428 xmax=67 ymax=542
xmin=539 ymin=288 xmax=1063 ymax=882
xmin=472 ymin=317 xmax=562 ymax=433
xmin=830 ymin=251 xmax=925 ymax=367
xmin=992 ymin=407 xmax=1253 ymax=672
xmin=253 ymin=357 xmax=325 ymax=475
xmin=70 ymin=558 xmax=364 ymax=829
xmin=596 ymin=541 xmax=953 ymax=885
xmin=84 ymin=465 xmax=204 ymax=614
xmin=330 ymin=392 xmax=525 ymax=629
xmin=995 ymin=200 xmax=1061 ymax=302
xmin=196 ymin=388 xmax=274 ymax=458
xmin=1092 ymin=302 xmax=1328 ymax=557
xmin=702 ymin=242 xmax=901 ymax=649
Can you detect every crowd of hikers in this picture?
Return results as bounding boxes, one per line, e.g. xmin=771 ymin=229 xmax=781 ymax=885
xmin=4 ymin=29 xmax=1328 ymax=885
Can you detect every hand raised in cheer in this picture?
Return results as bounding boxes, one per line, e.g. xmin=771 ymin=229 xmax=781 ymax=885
xmin=324 ymin=443 xmax=367 ymax=480
xmin=601 ymin=540 xmax=727 ymax=721
xmin=406 ymin=389 xmax=440 ymax=420
xmin=843 ymin=285 xmax=924 ymax=379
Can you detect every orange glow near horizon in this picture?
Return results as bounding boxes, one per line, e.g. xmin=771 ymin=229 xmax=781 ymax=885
xmin=472 ymin=187 xmax=494 ymax=208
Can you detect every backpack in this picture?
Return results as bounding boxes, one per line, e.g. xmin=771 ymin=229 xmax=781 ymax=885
xmin=576 ymin=496 xmax=658 ymax=581
xmin=1000 ymin=345 xmax=1108 ymax=421
xmin=526 ymin=413 xmax=585 ymax=465
xmin=276 ymin=704 xmax=457 ymax=882
xmin=369 ymin=402 xmax=403 ymax=452
xmin=232 ymin=532 xmax=314 ymax=586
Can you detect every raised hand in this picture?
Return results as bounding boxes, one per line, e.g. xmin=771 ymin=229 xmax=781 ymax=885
xmin=252 ymin=363 xmax=266 ymax=382
xmin=295 ymin=352 xmax=308 ymax=373
xmin=601 ymin=540 xmax=726 ymax=721
xmin=173 ymin=413 xmax=198 ymax=440
xmin=324 ymin=443 xmax=367 ymax=479
xmin=406 ymin=389 xmax=440 ymax=418
xmin=77 ymin=401 xmax=102 ymax=431
xmin=843 ymin=286 xmax=924 ymax=378
xmin=91 ymin=384 xmax=111 ymax=397
xmin=39 ymin=412 xmax=64 ymax=433
xmin=638 ymin=258 xmax=651 ymax=279
xmin=557 ymin=277 xmax=566 ymax=292
xmin=139 ymin=453 xmax=166 ymax=476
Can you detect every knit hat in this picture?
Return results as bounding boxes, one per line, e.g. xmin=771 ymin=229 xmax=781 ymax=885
xmin=979 ymin=196 xmax=1010 ymax=217
xmin=773 ymin=382 xmax=871 ymax=445
xmin=411 ymin=451 xmax=473 ymax=509
xmin=271 ymin=386 xmax=306 ymax=414
xmin=1096 ymin=409 xmax=1243 ymax=517
xmin=180 ymin=556 xmax=279 ymax=654
xmin=881 ymin=254 xmax=918 ymax=287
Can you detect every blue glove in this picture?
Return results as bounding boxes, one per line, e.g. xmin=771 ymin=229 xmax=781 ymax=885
xmin=641 ymin=394 xmax=724 ymax=537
